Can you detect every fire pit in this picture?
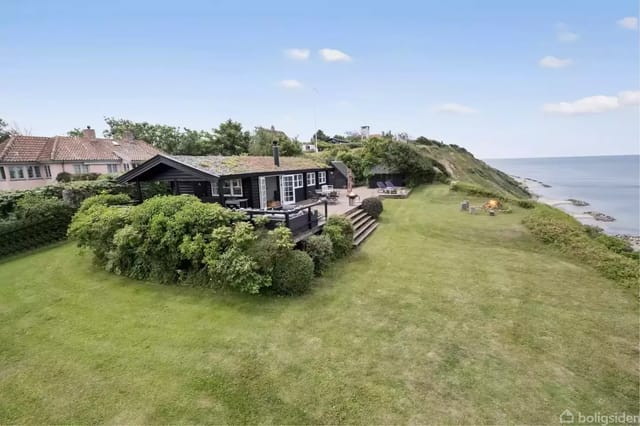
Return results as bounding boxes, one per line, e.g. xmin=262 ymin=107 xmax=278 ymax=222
xmin=347 ymin=191 xmax=360 ymax=206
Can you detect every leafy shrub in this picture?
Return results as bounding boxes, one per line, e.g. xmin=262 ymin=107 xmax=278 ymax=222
xmin=516 ymin=199 xmax=535 ymax=209
xmin=78 ymin=193 xmax=132 ymax=213
xmin=361 ymin=197 xmax=383 ymax=219
xmin=67 ymin=204 xmax=131 ymax=264
xmin=73 ymin=172 xmax=100 ymax=181
xmin=56 ymin=172 xmax=72 ymax=182
xmin=270 ymin=250 xmax=315 ymax=295
xmin=303 ymin=234 xmax=334 ymax=275
xmin=68 ymin=195 xmax=330 ymax=295
xmin=15 ymin=194 xmax=73 ymax=220
xmin=323 ymin=215 xmax=354 ymax=259
xmin=522 ymin=204 xmax=639 ymax=288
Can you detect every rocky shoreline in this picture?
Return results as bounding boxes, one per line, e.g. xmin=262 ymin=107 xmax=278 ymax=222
xmin=515 ymin=175 xmax=639 ymax=251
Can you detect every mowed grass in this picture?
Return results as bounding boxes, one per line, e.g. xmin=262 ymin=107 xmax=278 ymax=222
xmin=0 ymin=185 xmax=637 ymax=424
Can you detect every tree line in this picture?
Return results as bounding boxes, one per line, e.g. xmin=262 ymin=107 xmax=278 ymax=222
xmin=0 ymin=117 xmax=305 ymax=157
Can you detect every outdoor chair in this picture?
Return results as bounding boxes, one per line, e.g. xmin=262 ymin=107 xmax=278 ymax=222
xmin=376 ymin=181 xmax=388 ymax=193
xmin=384 ymin=181 xmax=398 ymax=193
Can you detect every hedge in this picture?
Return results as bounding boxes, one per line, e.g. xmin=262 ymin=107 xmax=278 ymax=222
xmin=0 ymin=179 xmax=169 ymax=258
xmin=0 ymin=214 xmax=73 ymax=258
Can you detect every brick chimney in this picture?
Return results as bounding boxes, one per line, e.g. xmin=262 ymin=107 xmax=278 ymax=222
xmin=82 ymin=126 xmax=96 ymax=139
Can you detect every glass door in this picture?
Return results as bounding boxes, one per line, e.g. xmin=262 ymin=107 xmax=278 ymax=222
xmin=259 ymin=176 xmax=267 ymax=209
xmin=280 ymin=175 xmax=295 ymax=205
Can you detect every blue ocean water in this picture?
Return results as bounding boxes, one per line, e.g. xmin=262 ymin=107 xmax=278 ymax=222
xmin=486 ymin=155 xmax=640 ymax=236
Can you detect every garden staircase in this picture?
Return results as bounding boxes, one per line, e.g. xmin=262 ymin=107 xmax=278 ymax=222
xmin=345 ymin=207 xmax=378 ymax=247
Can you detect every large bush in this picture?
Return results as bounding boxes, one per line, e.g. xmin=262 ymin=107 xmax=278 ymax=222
xmin=68 ymin=195 xmax=324 ymax=295
xmin=323 ymin=215 xmax=354 ymax=259
xmin=56 ymin=172 xmax=72 ymax=182
xmin=303 ymin=234 xmax=334 ymax=275
xmin=522 ymin=204 xmax=639 ymax=288
xmin=77 ymin=193 xmax=132 ymax=213
xmin=361 ymin=197 xmax=383 ymax=219
xmin=67 ymin=203 xmax=131 ymax=264
xmin=271 ymin=250 xmax=315 ymax=295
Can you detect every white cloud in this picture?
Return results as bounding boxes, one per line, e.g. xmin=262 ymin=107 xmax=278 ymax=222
xmin=556 ymin=22 xmax=579 ymax=42
xmin=318 ymin=48 xmax=352 ymax=62
xmin=617 ymin=16 xmax=639 ymax=30
xmin=435 ymin=103 xmax=477 ymax=114
xmin=284 ymin=48 xmax=310 ymax=60
xmin=539 ymin=56 xmax=572 ymax=69
xmin=619 ymin=90 xmax=640 ymax=105
xmin=278 ymin=79 xmax=303 ymax=89
xmin=543 ymin=90 xmax=640 ymax=115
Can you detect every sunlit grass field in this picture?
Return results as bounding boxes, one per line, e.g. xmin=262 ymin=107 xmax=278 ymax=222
xmin=1 ymin=185 xmax=637 ymax=424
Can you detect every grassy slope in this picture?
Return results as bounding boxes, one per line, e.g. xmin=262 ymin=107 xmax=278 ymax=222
xmin=0 ymin=185 xmax=637 ymax=424
xmin=420 ymin=145 xmax=530 ymax=198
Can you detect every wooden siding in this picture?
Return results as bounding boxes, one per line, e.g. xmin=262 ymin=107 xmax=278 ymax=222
xmin=248 ymin=177 xmax=260 ymax=208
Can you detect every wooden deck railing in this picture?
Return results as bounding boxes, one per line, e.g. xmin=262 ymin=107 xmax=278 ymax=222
xmin=241 ymin=199 xmax=328 ymax=237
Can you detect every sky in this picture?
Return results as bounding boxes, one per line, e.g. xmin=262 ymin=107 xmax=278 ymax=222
xmin=0 ymin=0 xmax=638 ymax=159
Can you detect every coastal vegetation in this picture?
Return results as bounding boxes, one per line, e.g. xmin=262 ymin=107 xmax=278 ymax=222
xmin=1 ymin=185 xmax=637 ymax=424
xmin=523 ymin=204 xmax=640 ymax=287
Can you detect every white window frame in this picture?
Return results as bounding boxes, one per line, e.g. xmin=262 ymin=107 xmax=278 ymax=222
xmin=107 ymin=164 xmax=119 ymax=173
xmin=26 ymin=165 xmax=41 ymax=179
xmin=9 ymin=166 xmax=25 ymax=180
xmin=293 ymin=173 xmax=303 ymax=189
xmin=73 ymin=164 xmax=90 ymax=174
xmin=212 ymin=178 xmax=243 ymax=196
xmin=318 ymin=171 xmax=327 ymax=184
xmin=123 ymin=163 xmax=131 ymax=171
xmin=307 ymin=172 xmax=316 ymax=186
xmin=44 ymin=165 xmax=52 ymax=178
xmin=280 ymin=175 xmax=295 ymax=205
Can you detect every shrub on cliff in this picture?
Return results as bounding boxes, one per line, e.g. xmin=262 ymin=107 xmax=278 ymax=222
xmin=522 ymin=204 xmax=639 ymax=289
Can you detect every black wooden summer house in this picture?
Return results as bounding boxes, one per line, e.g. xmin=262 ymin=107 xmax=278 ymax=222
xmin=118 ymin=145 xmax=345 ymax=240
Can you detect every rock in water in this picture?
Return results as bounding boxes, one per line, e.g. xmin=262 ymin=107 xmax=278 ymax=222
xmin=585 ymin=211 xmax=616 ymax=222
xmin=568 ymin=198 xmax=589 ymax=207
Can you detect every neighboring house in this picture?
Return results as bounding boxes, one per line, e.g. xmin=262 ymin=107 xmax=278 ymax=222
xmin=325 ymin=137 xmax=350 ymax=145
xmin=367 ymin=164 xmax=406 ymax=188
xmin=118 ymin=145 xmax=333 ymax=210
xmin=301 ymin=142 xmax=318 ymax=153
xmin=0 ymin=127 xmax=160 ymax=191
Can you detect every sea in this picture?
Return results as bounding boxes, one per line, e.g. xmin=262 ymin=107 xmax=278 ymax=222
xmin=486 ymin=155 xmax=640 ymax=236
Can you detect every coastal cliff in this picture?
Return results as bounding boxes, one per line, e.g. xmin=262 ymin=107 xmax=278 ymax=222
xmin=418 ymin=144 xmax=530 ymax=199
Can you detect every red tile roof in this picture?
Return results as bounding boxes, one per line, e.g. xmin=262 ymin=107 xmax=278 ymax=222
xmin=0 ymin=135 xmax=161 ymax=163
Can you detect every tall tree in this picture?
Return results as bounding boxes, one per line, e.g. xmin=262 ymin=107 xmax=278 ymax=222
xmin=250 ymin=127 xmax=302 ymax=156
xmin=0 ymin=118 xmax=9 ymax=143
xmin=67 ymin=128 xmax=84 ymax=137
xmin=312 ymin=129 xmax=330 ymax=142
xmin=213 ymin=119 xmax=251 ymax=155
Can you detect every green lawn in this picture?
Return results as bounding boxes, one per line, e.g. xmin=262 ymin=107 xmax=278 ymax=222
xmin=1 ymin=185 xmax=637 ymax=424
